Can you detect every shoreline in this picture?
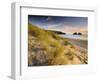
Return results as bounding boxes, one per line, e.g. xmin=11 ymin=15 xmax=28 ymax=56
xmin=66 ymin=38 xmax=88 ymax=49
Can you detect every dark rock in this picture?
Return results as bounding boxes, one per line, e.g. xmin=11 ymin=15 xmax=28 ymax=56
xmin=73 ymin=32 xmax=77 ymax=35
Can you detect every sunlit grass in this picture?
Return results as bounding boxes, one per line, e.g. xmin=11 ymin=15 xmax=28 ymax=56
xmin=28 ymin=23 xmax=87 ymax=65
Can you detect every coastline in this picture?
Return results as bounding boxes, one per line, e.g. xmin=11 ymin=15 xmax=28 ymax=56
xmin=66 ymin=38 xmax=88 ymax=64
xmin=67 ymin=38 xmax=88 ymax=49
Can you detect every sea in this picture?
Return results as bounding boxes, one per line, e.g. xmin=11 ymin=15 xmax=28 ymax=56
xmin=60 ymin=34 xmax=88 ymax=40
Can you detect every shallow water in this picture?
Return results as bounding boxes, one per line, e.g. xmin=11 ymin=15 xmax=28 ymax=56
xmin=60 ymin=34 xmax=88 ymax=40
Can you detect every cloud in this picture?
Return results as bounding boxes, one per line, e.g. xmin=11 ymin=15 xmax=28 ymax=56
xmin=47 ymin=25 xmax=87 ymax=34
xmin=46 ymin=17 xmax=52 ymax=21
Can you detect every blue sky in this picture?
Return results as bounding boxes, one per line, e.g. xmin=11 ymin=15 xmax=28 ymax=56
xmin=28 ymin=15 xmax=88 ymax=34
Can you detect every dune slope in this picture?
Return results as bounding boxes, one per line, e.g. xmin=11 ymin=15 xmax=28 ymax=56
xmin=28 ymin=23 xmax=88 ymax=66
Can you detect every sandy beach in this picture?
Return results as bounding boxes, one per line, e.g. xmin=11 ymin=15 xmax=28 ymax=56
xmin=67 ymin=38 xmax=88 ymax=49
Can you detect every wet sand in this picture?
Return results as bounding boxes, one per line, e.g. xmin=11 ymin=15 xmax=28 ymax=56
xmin=67 ymin=38 xmax=88 ymax=49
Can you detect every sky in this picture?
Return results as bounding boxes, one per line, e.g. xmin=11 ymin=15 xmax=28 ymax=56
xmin=28 ymin=15 xmax=88 ymax=35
